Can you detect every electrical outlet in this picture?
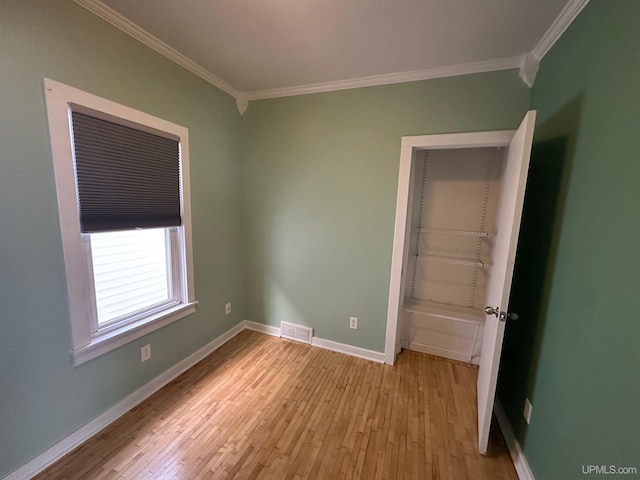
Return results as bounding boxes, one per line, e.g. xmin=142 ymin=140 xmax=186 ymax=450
xmin=225 ymin=302 xmax=231 ymax=315
xmin=140 ymin=344 xmax=151 ymax=362
xmin=523 ymin=398 xmax=532 ymax=424
xmin=349 ymin=316 xmax=358 ymax=329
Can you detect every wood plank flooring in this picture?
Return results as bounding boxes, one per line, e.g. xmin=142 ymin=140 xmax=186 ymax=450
xmin=35 ymin=330 xmax=517 ymax=479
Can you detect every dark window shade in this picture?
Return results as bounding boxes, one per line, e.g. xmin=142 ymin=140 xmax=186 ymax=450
xmin=71 ymin=112 xmax=181 ymax=232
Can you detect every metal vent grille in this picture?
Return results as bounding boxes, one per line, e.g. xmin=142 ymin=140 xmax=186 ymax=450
xmin=280 ymin=322 xmax=313 ymax=344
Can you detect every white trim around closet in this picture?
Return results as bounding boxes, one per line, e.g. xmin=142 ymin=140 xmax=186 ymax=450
xmin=384 ymin=129 xmax=515 ymax=365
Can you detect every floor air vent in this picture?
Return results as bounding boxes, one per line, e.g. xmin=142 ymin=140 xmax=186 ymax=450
xmin=280 ymin=322 xmax=313 ymax=344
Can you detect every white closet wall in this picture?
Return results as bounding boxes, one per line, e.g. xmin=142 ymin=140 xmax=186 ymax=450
xmin=401 ymin=147 xmax=505 ymax=364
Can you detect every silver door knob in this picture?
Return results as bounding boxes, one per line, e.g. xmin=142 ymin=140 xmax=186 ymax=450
xmin=484 ymin=306 xmax=499 ymax=317
xmin=484 ymin=306 xmax=520 ymax=321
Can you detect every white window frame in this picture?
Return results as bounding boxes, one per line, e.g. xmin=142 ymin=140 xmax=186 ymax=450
xmin=44 ymin=78 xmax=197 ymax=366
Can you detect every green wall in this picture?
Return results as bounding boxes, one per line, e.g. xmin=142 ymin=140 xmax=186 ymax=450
xmin=0 ymin=1 xmax=245 ymax=476
xmin=8 ymin=1 xmax=635 ymax=478
xmin=497 ymin=1 xmax=640 ymax=478
xmin=240 ymin=73 xmax=530 ymax=351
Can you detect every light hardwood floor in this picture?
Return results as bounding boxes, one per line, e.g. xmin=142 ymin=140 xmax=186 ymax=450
xmin=35 ymin=330 xmax=517 ymax=479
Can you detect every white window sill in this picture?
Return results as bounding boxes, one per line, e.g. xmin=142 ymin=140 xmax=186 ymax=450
xmin=71 ymin=301 xmax=198 ymax=366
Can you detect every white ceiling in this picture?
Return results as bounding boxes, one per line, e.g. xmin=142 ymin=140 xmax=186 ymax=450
xmin=76 ymin=0 xmax=587 ymax=105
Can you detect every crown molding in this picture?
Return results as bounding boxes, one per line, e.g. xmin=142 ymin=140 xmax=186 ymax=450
xmin=245 ymin=56 xmax=523 ymax=101
xmin=235 ymin=94 xmax=249 ymax=116
xmin=519 ymin=53 xmax=540 ymax=88
xmin=74 ymin=0 xmax=588 ymax=110
xmin=532 ymin=0 xmax=590 ymax=60
xmin=72 ymin=0 xmax=240 ymax=100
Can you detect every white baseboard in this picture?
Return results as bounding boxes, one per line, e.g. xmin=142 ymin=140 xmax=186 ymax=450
xmin=311 ymin=337 xmax=385 ymax=363
xmin=242 ymin=319 xmax=280 ymax=337
xmin=494 ymin=399 xmax=535 ymax=480
xmin=4 ymin=321 xmax=245 ymax=480
xmin=243 ymin=320 xmax=385 ymax=363
xmin=6 ymin=320 xmax=384 ymax=479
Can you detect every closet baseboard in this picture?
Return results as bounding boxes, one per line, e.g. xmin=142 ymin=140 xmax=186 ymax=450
xmin=406 ymin=342 xmax=480 ymax=365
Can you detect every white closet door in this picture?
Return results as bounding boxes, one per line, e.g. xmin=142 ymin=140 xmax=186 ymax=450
xmin=477 ymin=110 xmax=536 ymax=454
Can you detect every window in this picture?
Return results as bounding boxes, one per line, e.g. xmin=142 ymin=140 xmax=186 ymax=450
xmin=44 ymin=79 xmax=196 ymax=365
xmin=90 ymin=229 xmax=172 ymax=326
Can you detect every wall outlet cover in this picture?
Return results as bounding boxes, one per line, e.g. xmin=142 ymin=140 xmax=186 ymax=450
xmin=523 ymin=398 xmax=532 ymax=424
xmin=140 ymin=344 xmax=151 ymax=362
xmin=349 ymin=316 xmax=358 ymax=329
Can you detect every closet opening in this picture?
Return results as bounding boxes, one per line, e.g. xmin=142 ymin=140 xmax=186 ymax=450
xmin=384 ymin=111 xmax=536 ymax=454
xmin=402 ymin=147 xmax=505 ymax=365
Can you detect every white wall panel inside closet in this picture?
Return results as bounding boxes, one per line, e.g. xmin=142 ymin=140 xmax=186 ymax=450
xmin=402 ymin=147 xmax=505 ymax=364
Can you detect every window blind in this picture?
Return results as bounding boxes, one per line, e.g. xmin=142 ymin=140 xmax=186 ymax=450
xmin=71 ymin=111 xmax=181 ymax=232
